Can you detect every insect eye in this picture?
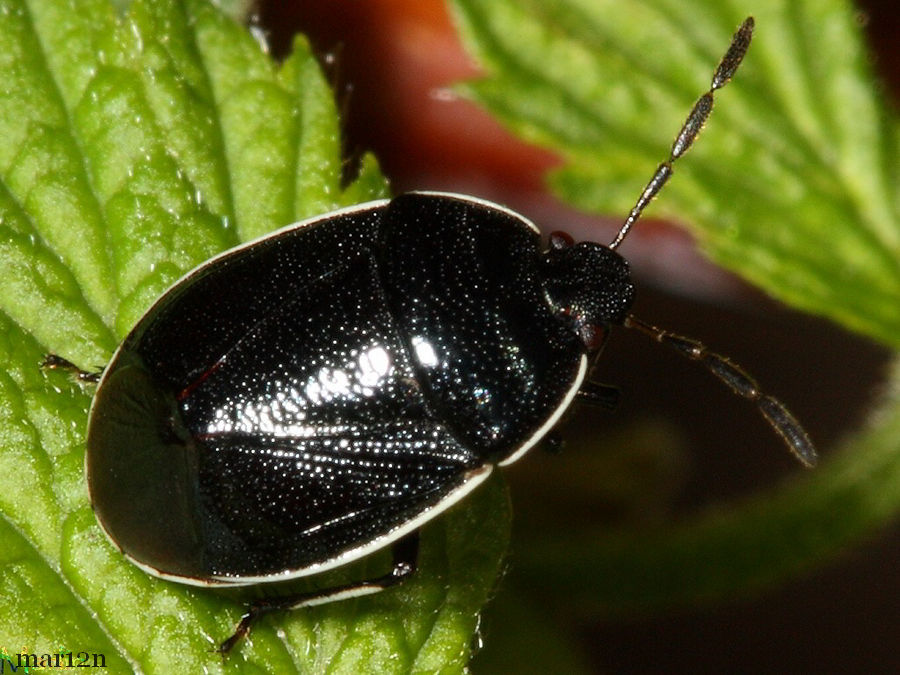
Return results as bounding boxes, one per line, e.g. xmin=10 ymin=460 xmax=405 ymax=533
xmin=577 ymin=323 xmax=607 ymax=351
xmin=549 ymin=231 xmax=574 ymax=250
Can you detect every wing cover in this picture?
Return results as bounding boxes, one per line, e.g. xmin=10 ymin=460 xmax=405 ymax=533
xmin=90 ymin=211 xmax=482 ymax=580
xmin=181 ymin=254 xmax=480 ymax=577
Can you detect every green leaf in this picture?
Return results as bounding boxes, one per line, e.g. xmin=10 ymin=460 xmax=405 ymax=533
xmin=450 ymin=0 xmax=900 ymax=348
xmin=449 ymin=0 xmax=900 ymax=623
xmin=0 ymin=1 xmax=505 ymax=672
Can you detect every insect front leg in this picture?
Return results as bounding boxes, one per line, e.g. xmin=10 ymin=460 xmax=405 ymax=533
xmin=576 ymin=381 xmax=621 ymax=410
xmin=218 ymin=531 xmax=421 ymax=654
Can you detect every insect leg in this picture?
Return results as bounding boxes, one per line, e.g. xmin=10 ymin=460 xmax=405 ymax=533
xmin=40 ymin=354 xmax=102 ymax=383
xmin=577 ymin=381 xmax=621 ymax=410
xmin=623 ymin=314 xmax=817 ymax=468
xmin=218 ymin=531 xmax=420 ymax=655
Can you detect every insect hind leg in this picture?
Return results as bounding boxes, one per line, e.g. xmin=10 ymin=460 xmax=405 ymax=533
xmin=218 ymin=531 xmax=420 ymax=655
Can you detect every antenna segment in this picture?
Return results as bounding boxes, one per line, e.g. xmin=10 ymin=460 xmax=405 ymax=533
xmin=608 ymin=17 xmax=754 ymax=250
xmin=624 ymin=315 xmax=817 ymax=467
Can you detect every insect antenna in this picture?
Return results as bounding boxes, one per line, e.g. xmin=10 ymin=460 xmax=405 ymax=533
xmin=623 ymin=315 xmax=817 ymax=468
xmin=608 ymin=17 xmax=754 ymax=250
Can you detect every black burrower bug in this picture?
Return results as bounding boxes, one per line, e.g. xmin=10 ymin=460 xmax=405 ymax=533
xmin=44 ymin=17 xmax=816 ymax=653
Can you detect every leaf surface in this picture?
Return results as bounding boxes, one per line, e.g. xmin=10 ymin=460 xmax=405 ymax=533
xmin=451 ymin=0 xmax=900 ymax=347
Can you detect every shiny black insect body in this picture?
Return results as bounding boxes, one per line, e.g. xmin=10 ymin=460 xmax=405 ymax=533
xmin=49 ymin=17 xmax=816 ymax=652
